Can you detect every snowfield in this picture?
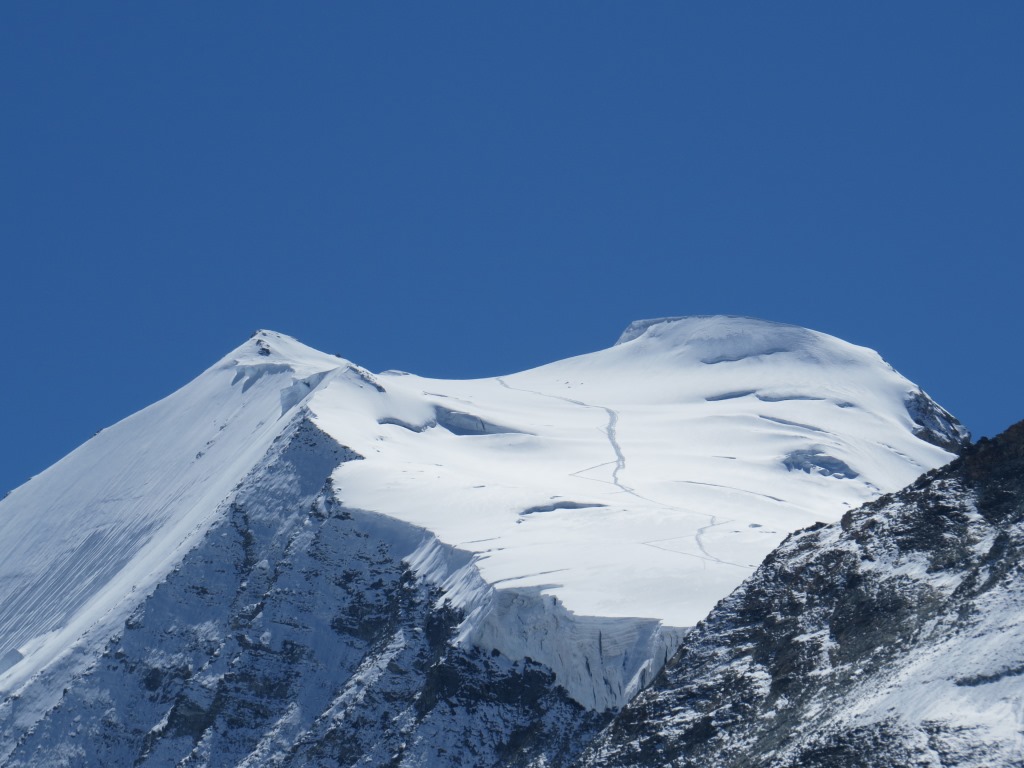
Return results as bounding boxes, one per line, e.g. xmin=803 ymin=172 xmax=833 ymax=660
xmin=0 ymin=316 xmax=964 ymax=719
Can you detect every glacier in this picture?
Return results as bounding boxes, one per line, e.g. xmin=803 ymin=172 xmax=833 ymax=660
xmin=0 ymin=316 xmax=967 ymax=765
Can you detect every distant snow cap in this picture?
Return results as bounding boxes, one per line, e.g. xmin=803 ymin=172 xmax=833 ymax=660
xmin=616 ymin=316 xmax=689 ymax=345
xmin=616 ymin=315 xmax=805 ymax=346
xmin=614 ymin=315 xmax=863 ymax=366
xmin=225 ymin=329 xmax=351 ymax=376
xmin=614 ymin=316 xmax=969 ymax=452
xmin=247 ymin=329 xmax=297 ymax=357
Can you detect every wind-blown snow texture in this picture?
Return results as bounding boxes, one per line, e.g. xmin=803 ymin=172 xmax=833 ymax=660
xmin=579 ymin=420 xmax=1024 ymax=767
xmin=0 ymin=316 xmax=966 ymax=766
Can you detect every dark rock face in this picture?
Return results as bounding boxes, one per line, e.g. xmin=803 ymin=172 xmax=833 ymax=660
xmin=782 ymin=447 xmax=859 ymax=479
xmin=579 ymin=421 xmax=1024 ymax=768
xmin=2 ymin=419 xmax=603 ymax=768
xmin=905 ymin=389 xmax=971 ymax=454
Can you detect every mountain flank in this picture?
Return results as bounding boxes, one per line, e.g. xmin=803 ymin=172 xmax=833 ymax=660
xmin=580 ymin=420 xmax=1024 ymax=767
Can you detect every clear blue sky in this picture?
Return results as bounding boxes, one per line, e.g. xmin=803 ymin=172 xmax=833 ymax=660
xmin=2 ymin=3 xmax=1022 ymax=495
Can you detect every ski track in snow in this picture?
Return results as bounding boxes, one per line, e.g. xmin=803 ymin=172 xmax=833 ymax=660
xmin=675 ymin=479 xmax=786 ymax=504
xmin=693 ymin=516 xmax=748 ymax=568
xmin=496 ymin=376 xmax=640 ymax=501
xmin=495 ymin=377 xmax=748 ymax=568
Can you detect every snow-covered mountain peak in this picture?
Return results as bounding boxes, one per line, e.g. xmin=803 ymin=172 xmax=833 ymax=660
xmin=615 ymin=314 xmax=871 ymax=366
xmin=0 ymin=320 xmax=968 ymax=720
xmin=614 ymin=313 xmax=817 ymax=345
xmin=605 ymin=315 xmax=965 ymax=450
xmin=227 ymin=329 xmax=343 ymax=373
xmin=615 ymin=314 xmax=793 ymax=344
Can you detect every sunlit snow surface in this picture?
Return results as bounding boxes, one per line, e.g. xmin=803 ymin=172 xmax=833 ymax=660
xmin=0 ymin=316 xmax=961 ymax=709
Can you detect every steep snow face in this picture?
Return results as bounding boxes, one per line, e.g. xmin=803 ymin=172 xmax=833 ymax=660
xmin=1 ymin=418 xmax=607 ymax=768
xmin=0 ymin=319 xmax=964 ymax=717
xmin=0 ymin=333 xmax=340 ymax=701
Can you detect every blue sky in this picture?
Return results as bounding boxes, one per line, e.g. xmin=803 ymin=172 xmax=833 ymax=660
xmin=2 ymin=2 xmax=1022 ymax=495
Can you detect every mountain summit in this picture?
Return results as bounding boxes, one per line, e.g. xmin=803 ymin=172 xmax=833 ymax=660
xmin=0 ymin=318 xmax=967 ymax=766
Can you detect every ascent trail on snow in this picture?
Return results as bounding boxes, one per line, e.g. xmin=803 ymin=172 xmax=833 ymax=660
xmin=496 ymin=376 xmax=747 ymax=568
xmin=496 ymin=377 xmax=633 ymax=496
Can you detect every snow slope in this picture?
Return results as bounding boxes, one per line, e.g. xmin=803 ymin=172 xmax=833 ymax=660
xmin=0 ymin=317 xmax=965 ymax=721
